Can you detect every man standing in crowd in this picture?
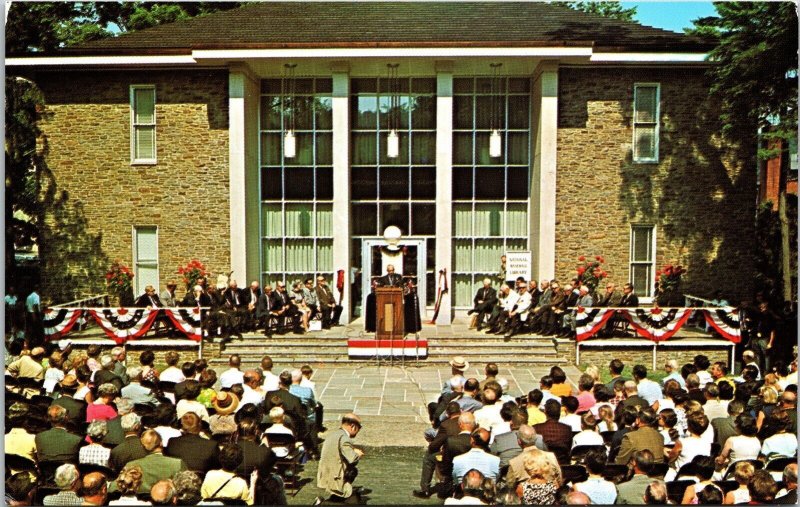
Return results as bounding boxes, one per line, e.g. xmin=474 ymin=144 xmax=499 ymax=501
xmin=25 ymin=283 xmax=43 ymax=346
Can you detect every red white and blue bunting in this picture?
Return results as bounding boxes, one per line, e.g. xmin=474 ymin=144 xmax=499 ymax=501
xmin=347 ymin=338 xmax=428 ymax=358
xmin=703 ymin=307 xmax=741 ymax=343
xmin=575 ymin=308 xmax=615 ymax=342
xmin=89 ymin=308 xmax=159 ymax=344
xmin=43 ymin=308 xmax=84 ymax=339
xmin=165 ymin=308 xmax=204 ymax=342
xmin=624 ymin=307 xmax=694 ymax=342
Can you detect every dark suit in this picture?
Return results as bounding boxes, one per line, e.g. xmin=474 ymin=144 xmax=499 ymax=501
xmin=380 ymin=273 xmax=403 ymax=287
xmin=102 ymin=416 xmax=125 ymax=446
xmin=110 ymin=435 xmax=147 ymax=472
xmin=135 ymin=293 xmax=163 ymax=308
xmin=182 ymin=292 xmax=212 ymax=307
xmin=165 ymin=433 xmax=219 ymax=474
xmin=35 ymin=427 xmax=83 ymax=463
xmin=533 ymin=420 xmax=573 ymax=464
xmin=94 ymin=369 xmax=124 ymax=391
xmin=620 ymin=292 xmax=639 ymax=307
xmin=264 ymin=388 xmax=309 ymax=446
xmin=49 ymin=396 xmax=86 ymax=429
xmin=490 ymin=430 xmax=523 ymax=468
xmin=255 ymin=292 xmax=274 ymax=320
xmin=224 ymin=287 xmax=247 ymax=308
xmin=441 ymin=433 xmax=472 ymax=492
xmin=174 ymin=380 xmax=192 ymax=402
xmin=428 ymin=417 xmax=461 ymax=454
xmin=711 ymin=416 xmax=737 ymax=448
xmin=472 ymin=287 xmax=498 ymax=329
xmin=236 ymin=438 xmax=276 ymax=477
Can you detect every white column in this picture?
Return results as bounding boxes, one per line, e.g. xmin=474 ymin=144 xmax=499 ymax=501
xmin=530 ymin=61 xmax=558 ymax=282
xmin=435 ymin=61 xmax=454 ymax=323
xmin=331 ymin=63 xmax=351 ymax=322
xmin=228 ymin=64 xmax=259 ymax=283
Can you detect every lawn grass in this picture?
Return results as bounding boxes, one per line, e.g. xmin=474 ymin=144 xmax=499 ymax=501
xmin=580 ymin=364 xmax=668 ymax=385
xmin=288 ymin=446 xmax=441 ymax=505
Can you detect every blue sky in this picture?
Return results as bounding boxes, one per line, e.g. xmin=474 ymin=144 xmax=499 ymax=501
xmin=621 ymin=2 xmax=718 ymax=33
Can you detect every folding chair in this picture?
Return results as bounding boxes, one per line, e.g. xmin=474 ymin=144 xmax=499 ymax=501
xmin=666 ymin=480 xmax=695 ymax=504
xmin=264 ymin=432 xmax=304 ymax=496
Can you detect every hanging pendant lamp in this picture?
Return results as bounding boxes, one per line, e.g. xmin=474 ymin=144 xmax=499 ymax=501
xmin=284 ymin=63 xmax=297 ymax=159
xmin=386 ymin=63 xmax=400 ymax=158
xmin=489 ymin=63 xmax=503 ymax=158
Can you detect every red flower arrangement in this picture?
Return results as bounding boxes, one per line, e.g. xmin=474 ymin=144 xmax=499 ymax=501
xmin=178 ymin=259 xmax=209 ymax=290
xmin=576 ymin=255 xmax=607 ymax=290
xmin=106 ymin=261 xmax=134 ymax=293
xmin=656 ymin=264 xmax=685 ymax=292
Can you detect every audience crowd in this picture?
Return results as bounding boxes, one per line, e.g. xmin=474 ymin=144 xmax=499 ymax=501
xmin=414 ymin=354 xmax=798 ymax=505
xmin=5 ymin=345 xmax=331 ymax=506
xmin=5 ymin=328 xmax=798 ymax=505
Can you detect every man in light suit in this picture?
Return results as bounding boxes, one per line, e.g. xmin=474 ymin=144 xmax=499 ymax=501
xmin=495 ymin=282 xmax=533 ymax=339
xmin=380 ymin=265 xmax=403 ymax=287
xmin=315 ymin=275 xmax=343 ymax=328
xmin=316 ymin=413 xmax=363 ymax=502
xmin=469 ymin=278 xmax=497 ymax=330
xmin=505 ymin=425 xmax=561 ymax=488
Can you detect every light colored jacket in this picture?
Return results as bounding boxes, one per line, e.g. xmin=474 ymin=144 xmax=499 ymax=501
xmin=317 ymin=428 xmax=360 ymax=498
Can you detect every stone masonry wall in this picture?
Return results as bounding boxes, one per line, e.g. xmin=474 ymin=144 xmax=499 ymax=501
xmin=34 ymin=70 xmax=230 ymax=304
xmin=556 ymin=67 xmax=756 ymax=304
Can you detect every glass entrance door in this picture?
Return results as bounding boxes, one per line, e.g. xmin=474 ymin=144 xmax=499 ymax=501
xmin=360 ymin=239 xmax=426 ymax=319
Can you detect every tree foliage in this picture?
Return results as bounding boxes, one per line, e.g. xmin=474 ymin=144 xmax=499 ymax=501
xmin=565 ymin=2 xmax=637 ymax=22
xmin=690 ymin=2 xmax=798 ymax=135
xmin=6 ymin=1 xmax=241 ymax=53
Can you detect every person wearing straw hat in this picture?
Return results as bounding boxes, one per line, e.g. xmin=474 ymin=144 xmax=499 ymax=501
xmin=212 ymin=391 xmax=239 ymax=416
xmin=441 ymin=356 xmax=469 ymax=393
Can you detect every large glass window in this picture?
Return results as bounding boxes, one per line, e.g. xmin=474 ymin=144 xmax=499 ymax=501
xmin=630 ymin=225 xmax=655 ymax=297
xmin=350 ymin=77 xmax=438 ymax=307
xmin=260 ymin=78 xmax=333 ymax=288
xmin=452 ymin=77 xmax=531 ymax=308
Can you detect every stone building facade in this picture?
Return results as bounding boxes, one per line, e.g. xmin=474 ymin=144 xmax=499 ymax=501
xmin=34 ymin=70 xmax=231 ymax=302
xmin=555 ymin=67 xmax=756 ymax=300
xmin=8 ymin=2 xmax=757 ymax=320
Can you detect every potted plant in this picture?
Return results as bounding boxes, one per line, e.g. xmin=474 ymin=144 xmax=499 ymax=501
xmin=106 ymin=261 xmax=135 ymax=307
xmin=656 ymin=264 xmax=686 ymax=306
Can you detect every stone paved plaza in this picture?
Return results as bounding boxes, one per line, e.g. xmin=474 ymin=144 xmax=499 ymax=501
xmin=295 ymin=363 xmax=584 ymax=447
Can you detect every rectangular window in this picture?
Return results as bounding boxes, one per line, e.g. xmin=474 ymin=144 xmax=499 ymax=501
xmin=259 ymin=78 xmax=333 ymax=289
xmin=133 ymin=226 xmax=159 ymax=296
xmin=633 ymin=83 xmax=660 ymax=163
xmin=630 ymin=225 xmax=655 ymax=298
xmin=451 ymin=76 xmax=531 ymax=308
xmin=130 ymin=85 xmax=156 ymax=164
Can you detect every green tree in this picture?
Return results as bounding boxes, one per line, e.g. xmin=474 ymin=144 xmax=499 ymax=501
xmin=690 ymin=2 xmax=798 ymax=301
xmin=5 ymin=1 xmax=241 ymax=285
xmin=6 ymin=1 xmax=242 ymax=53
xmin=565 ymin=1 xmax=637 ymax=22
xmin=5 ymin=77 xmax=45 ymax=280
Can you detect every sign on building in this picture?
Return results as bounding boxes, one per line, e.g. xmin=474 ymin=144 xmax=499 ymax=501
xmin=506 ymin=251 xmax=532 ymax=282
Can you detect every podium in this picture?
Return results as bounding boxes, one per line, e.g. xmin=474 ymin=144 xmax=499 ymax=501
xmin=375 ymin=287 xmax=404 ymax=340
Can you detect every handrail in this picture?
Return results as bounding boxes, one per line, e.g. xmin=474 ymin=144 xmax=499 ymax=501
xmin=52 ymin=294 xmax=109 ymax=308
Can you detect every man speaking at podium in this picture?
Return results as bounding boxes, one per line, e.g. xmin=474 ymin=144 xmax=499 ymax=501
xmin=380 ymin=265 xmax=403 ymax=287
